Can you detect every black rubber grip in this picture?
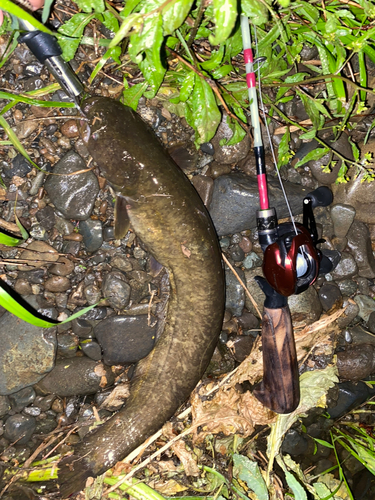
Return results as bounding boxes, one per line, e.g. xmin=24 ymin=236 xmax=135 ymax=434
xmin=19 ymin=31 xmax=62 ymax=63
xmin=305 ymin=186 xmax=333 ymax=209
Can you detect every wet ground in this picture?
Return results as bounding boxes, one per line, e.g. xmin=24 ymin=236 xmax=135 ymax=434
xmin=1 ymin=5 xmax=375 ymax=500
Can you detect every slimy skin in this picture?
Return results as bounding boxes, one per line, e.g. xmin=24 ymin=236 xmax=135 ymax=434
xmin=58 ymin=97 xmax=225 ymax=496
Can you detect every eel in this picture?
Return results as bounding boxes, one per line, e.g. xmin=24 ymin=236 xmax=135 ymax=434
xmin=58 ymin=96 xmax=225 ymax=496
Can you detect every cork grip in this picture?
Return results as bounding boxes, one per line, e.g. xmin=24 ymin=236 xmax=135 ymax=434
xmin=253 ymin=305 xmax=300 ymax=414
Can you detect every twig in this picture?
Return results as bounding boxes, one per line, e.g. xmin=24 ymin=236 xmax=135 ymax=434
xmin=222 ymin=253 xmax=262 ymax=318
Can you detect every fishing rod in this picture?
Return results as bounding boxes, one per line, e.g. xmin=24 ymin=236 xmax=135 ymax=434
xmin=240 ymin=15 xmax=338 ymax=414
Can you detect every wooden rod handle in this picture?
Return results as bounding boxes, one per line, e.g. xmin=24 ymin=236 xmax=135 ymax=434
xmin=253 ymin=305 xmax=300 ymax=414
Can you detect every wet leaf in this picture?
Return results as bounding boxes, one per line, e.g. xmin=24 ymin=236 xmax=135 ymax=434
xmin=241 ymin=0 xmax=269 ymax=26
xmin=209 ymin=0 xmax=237 ymax=45
xmin=276 ymin=456 xmax=307 ymax=500
xmin=75 ymin=0 xmax=105 ymax=13
xmin=293 ymin=147 xmax=330 ymax=169
xmin=122 ymin=82 xmax=148 ymax=110
xmin=233 ymin=454 xmax=268 ymax=500
xmin=163 ymin=422 xmax=200 ymax=476
xmin=162 ymin=0 xmax=195 ymax=35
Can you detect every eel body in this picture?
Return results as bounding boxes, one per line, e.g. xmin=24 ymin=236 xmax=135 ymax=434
xmin=58 ymin=97 xmax=225 ymax=496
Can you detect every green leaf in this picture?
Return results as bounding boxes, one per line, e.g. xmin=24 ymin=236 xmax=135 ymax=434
xmin=180 ymin=72 xmax=195 ymax=102
xmin=56 ymin=35 xmax=81 ymax=62
xmin=297 ymin=92 xmax=321 ymax=130
xmin=277 ymin=128 xmax=292 ymax=168
xmin=224 ymin=117 xmax=246 ymax=146
xmin=276 ymin=457 xmax=308 ymax=500
xmin=209 ymin=0 xmax=237 ymax=45
xmin=325 ymin=12 xmax=338 ymax=34
xmin=108 ymin=13 xmax=143 ymax=49
xmin=101 ymin=11 xmax=120 ymax=33
xmin=90 ymin=46 xmax=121 ymax=83
xmin=299 ymin=129 xmax=316 ymax=141
xmin=0 ymin=0 xmax=52 ymax=34
xmin=225 ymin=23 xmax=243 ymax=60
xmin=241 ymin=0 xmax=269 ymax=26
xmin=233 ymin=454 xmax=269 ymax=500
xmin=201 ymin=45 xmax=224 ymax=71
xmin=42 ymin=0 xmax=55 ymax=24
xmin=162 ymin=0 xmax=195 ymax=35
xmin=0 ymin=231 xmax=21 ymax=246
xmin=74 ymin=0 xmax=105 ymax=13
xmin=122 ymin=82 xmax=148 ymax=110
xmin=294 ymin=147 xmax=330 ymax=168
xmin=295 ymin=1 xmax=319 ymax=24
xmin=186 ymin=76 xmax=221 ymax=144
xmin=313 ymin=438 xmax=335 ymax=449
xmin=128 ymin=12 xmax=163 ymax=63
xmin=58 ymin=13 xmax=95 ymax=37
xmin=121 ymin=0 xmax=142 ymax=18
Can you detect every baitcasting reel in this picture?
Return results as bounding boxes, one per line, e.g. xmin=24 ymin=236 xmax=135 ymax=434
xmin=257 ymin=186 xmax=338 ymax=297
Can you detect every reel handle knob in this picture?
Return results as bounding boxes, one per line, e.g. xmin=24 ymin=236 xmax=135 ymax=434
xmin=305 ymin=186 xmax=333 ymax=209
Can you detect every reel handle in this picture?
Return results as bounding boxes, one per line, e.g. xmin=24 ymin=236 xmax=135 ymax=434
xmin=305 ymin=186 xmax=333 ymax=209
xmin=253 ymin=277 xmax=300 ymax=414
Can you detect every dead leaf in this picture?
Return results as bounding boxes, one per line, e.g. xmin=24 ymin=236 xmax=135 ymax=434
xmin=148 ymin=478 xmax=188 ymax=495
xmin=100 ymin=383 xmax=130 ymax=411
xmin=190 ymin=386 xmax=257 ymax=442
xmin=163 ymin=422 xmax=199 ymax=476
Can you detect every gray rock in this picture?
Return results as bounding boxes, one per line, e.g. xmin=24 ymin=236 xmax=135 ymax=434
xmin=330 ymin=204 xmax=356 ymax=238
xmin=211 ymin=112 xmax=250 ymax=164
xmin=244 ymin=268 xmax=265 ymax=317
xmin=44 ymin=151 xmax=99 ymax=220
xmin=337 ymin=298 xmax=359 ymax=328
xmin=318 ymin=282 xmax=342 ymax=312
xmin=228 ymin=335 xmax=254 ymax=362
xmin=243 ymin=252 xmax=262 ymax=270
xmin=80 ymin=339 xmax=102 ymax=361
xmin=225 ymin=266 xmax=245 ymax=317
xmin=0 ymin=395 xmax=10 ymax=417
xmin=56 ymin=332 xmax=79 ymax=358
xmin=35 ymin=357 xmax=115 ymax=397
xmin=80 ymin=219 xmax=103 ymax=253
xmin=36 ymin=206 xmax=56 ymax=232
xmin=4 ymin=414 xmax=36 ymax=445
xmin=342 ymin=324 xmax=375 ymax=348
xmin=192 ymin=175 xmax=213 ymax=207
xmin=111 ymin=254 xmax=133 ymax=272
xmin=72 ymin=318 xmax=93 ymax=338
xmin=354 ymin=294 xmax=375 ymax=322
xmin=0 ymin=312 xmax=56 ymax=396
xmin=102 ymin=272 xmax=131 ymax=310
xmin=336 ymin=279 xmax=358 ymax=296
xmin=337 ymin=344 xmax=375 ymax=380
xmin=347 ymin=221 xmax=375 ymax=278
xmin=288 ymin=286 xmax=322 ymax=327
xmin=209 ymin=173 xmax=310 ymax=236
xmin=327 ymin=381 xmax=373 ymax=419
xmin=282 ymin=429 xmax=308 ymax=457
xmin=8 ymin=387 xmax=36 ymax=412
xmin=4 ymin=154 xmax=32 ymax=178
xmin=331 ymin=252 xmax=358 ymax=280
xmin=367 ymin=310 xmax=375 ymax=334
xmin=227 ymin=244 xmax=245 ymax=262
xmin=94 ymin=315 xmax=157 ymax=366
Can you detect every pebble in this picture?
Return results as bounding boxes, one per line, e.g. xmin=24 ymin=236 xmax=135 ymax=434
xmin=55 ymin=216 xmax=74 ymax=236
xmin=330 ymin=204 xmax=356 ymax=238
xmin=225 ymin=266 xmax=245 ymax=317
xmin=208 ymin=174 xmax=310 ymax=235
xmin=84 ymin=284 xmax=102 ymax=305
xmin=4 ymin=154 xmax=31 ymax=178
xmin=102 ymin=272 xmax=131 ymax=309
xmin=337 ymin=344 xmax=375 ymax=380
xmin=0 ymin=396 xmax=10 ymax=417
xmin=72 ymin=318 xmax=93 ymax=338
xmin=335 ymin=279 xmax=357 ymax=296
xmin=60 ymin=119 xmax=80 ymax=138
xmin=227 ymin=335 xmax=254 ymax=362
xmin=44 ymin=150 xmax=99 ymax=220
xmin=0 ymin=312 xmax=56 ymax=396
xmin=94 ymin=315 xmax=157 ymax=365
xmin=211 ymin=112 xmax=250 ymax=164
xmin=79 ymin=219 xmax=103 ymax=253
xmin=8 ymin=387 xmax=36 ymax=412
xmin=227 ymin=244 xmax=245 ymax=262
xmin=347 ymin=220 xmax=375 ymax=278
xmin=331 ymin=252 xmax=358 ymax=280
xmin=337 ymin=298 xmax=359 ymax=328
xmin=353 ymin=294 xmax=375 ymax=322
xmin=80 ymin=339 xmax=102 ymax=361
xmin=236 ymin=311 xmax=259 ymax=331
xmin=13 ymin=120 xmax=39 ymax=140
xmin=49 ymin=257 xmax=75 ymax=276
xmin=318 ymin=282 xmax=342 ymax=312
xmin=44 ymin=276 xmax=71 ymax=292
xmin=239 ymin=236 xmax=252 ymax=253
xmin=288 ymin=286 xmax=322 ymax=327
xmin=281 ymin=429 xmax=308 ymax=456
xmin=327 ymin=381 xmax=374 ymax=419
xmin=36 ymin=205 xmax=56 ymax=231
xmin=35 ymin=357 xmax=115 ymax=397
xmin=111 ymin=254 xmax=133 ymax=272
xmin=14 ymin=278 xmax=32 ymax=295
xmin=4 ymin=414 xmax=36 ymax=445
xmin=243 ymin=252 xmax=262 ymax=269
xmin=56 ymin=333 xmax=79 ymax=358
